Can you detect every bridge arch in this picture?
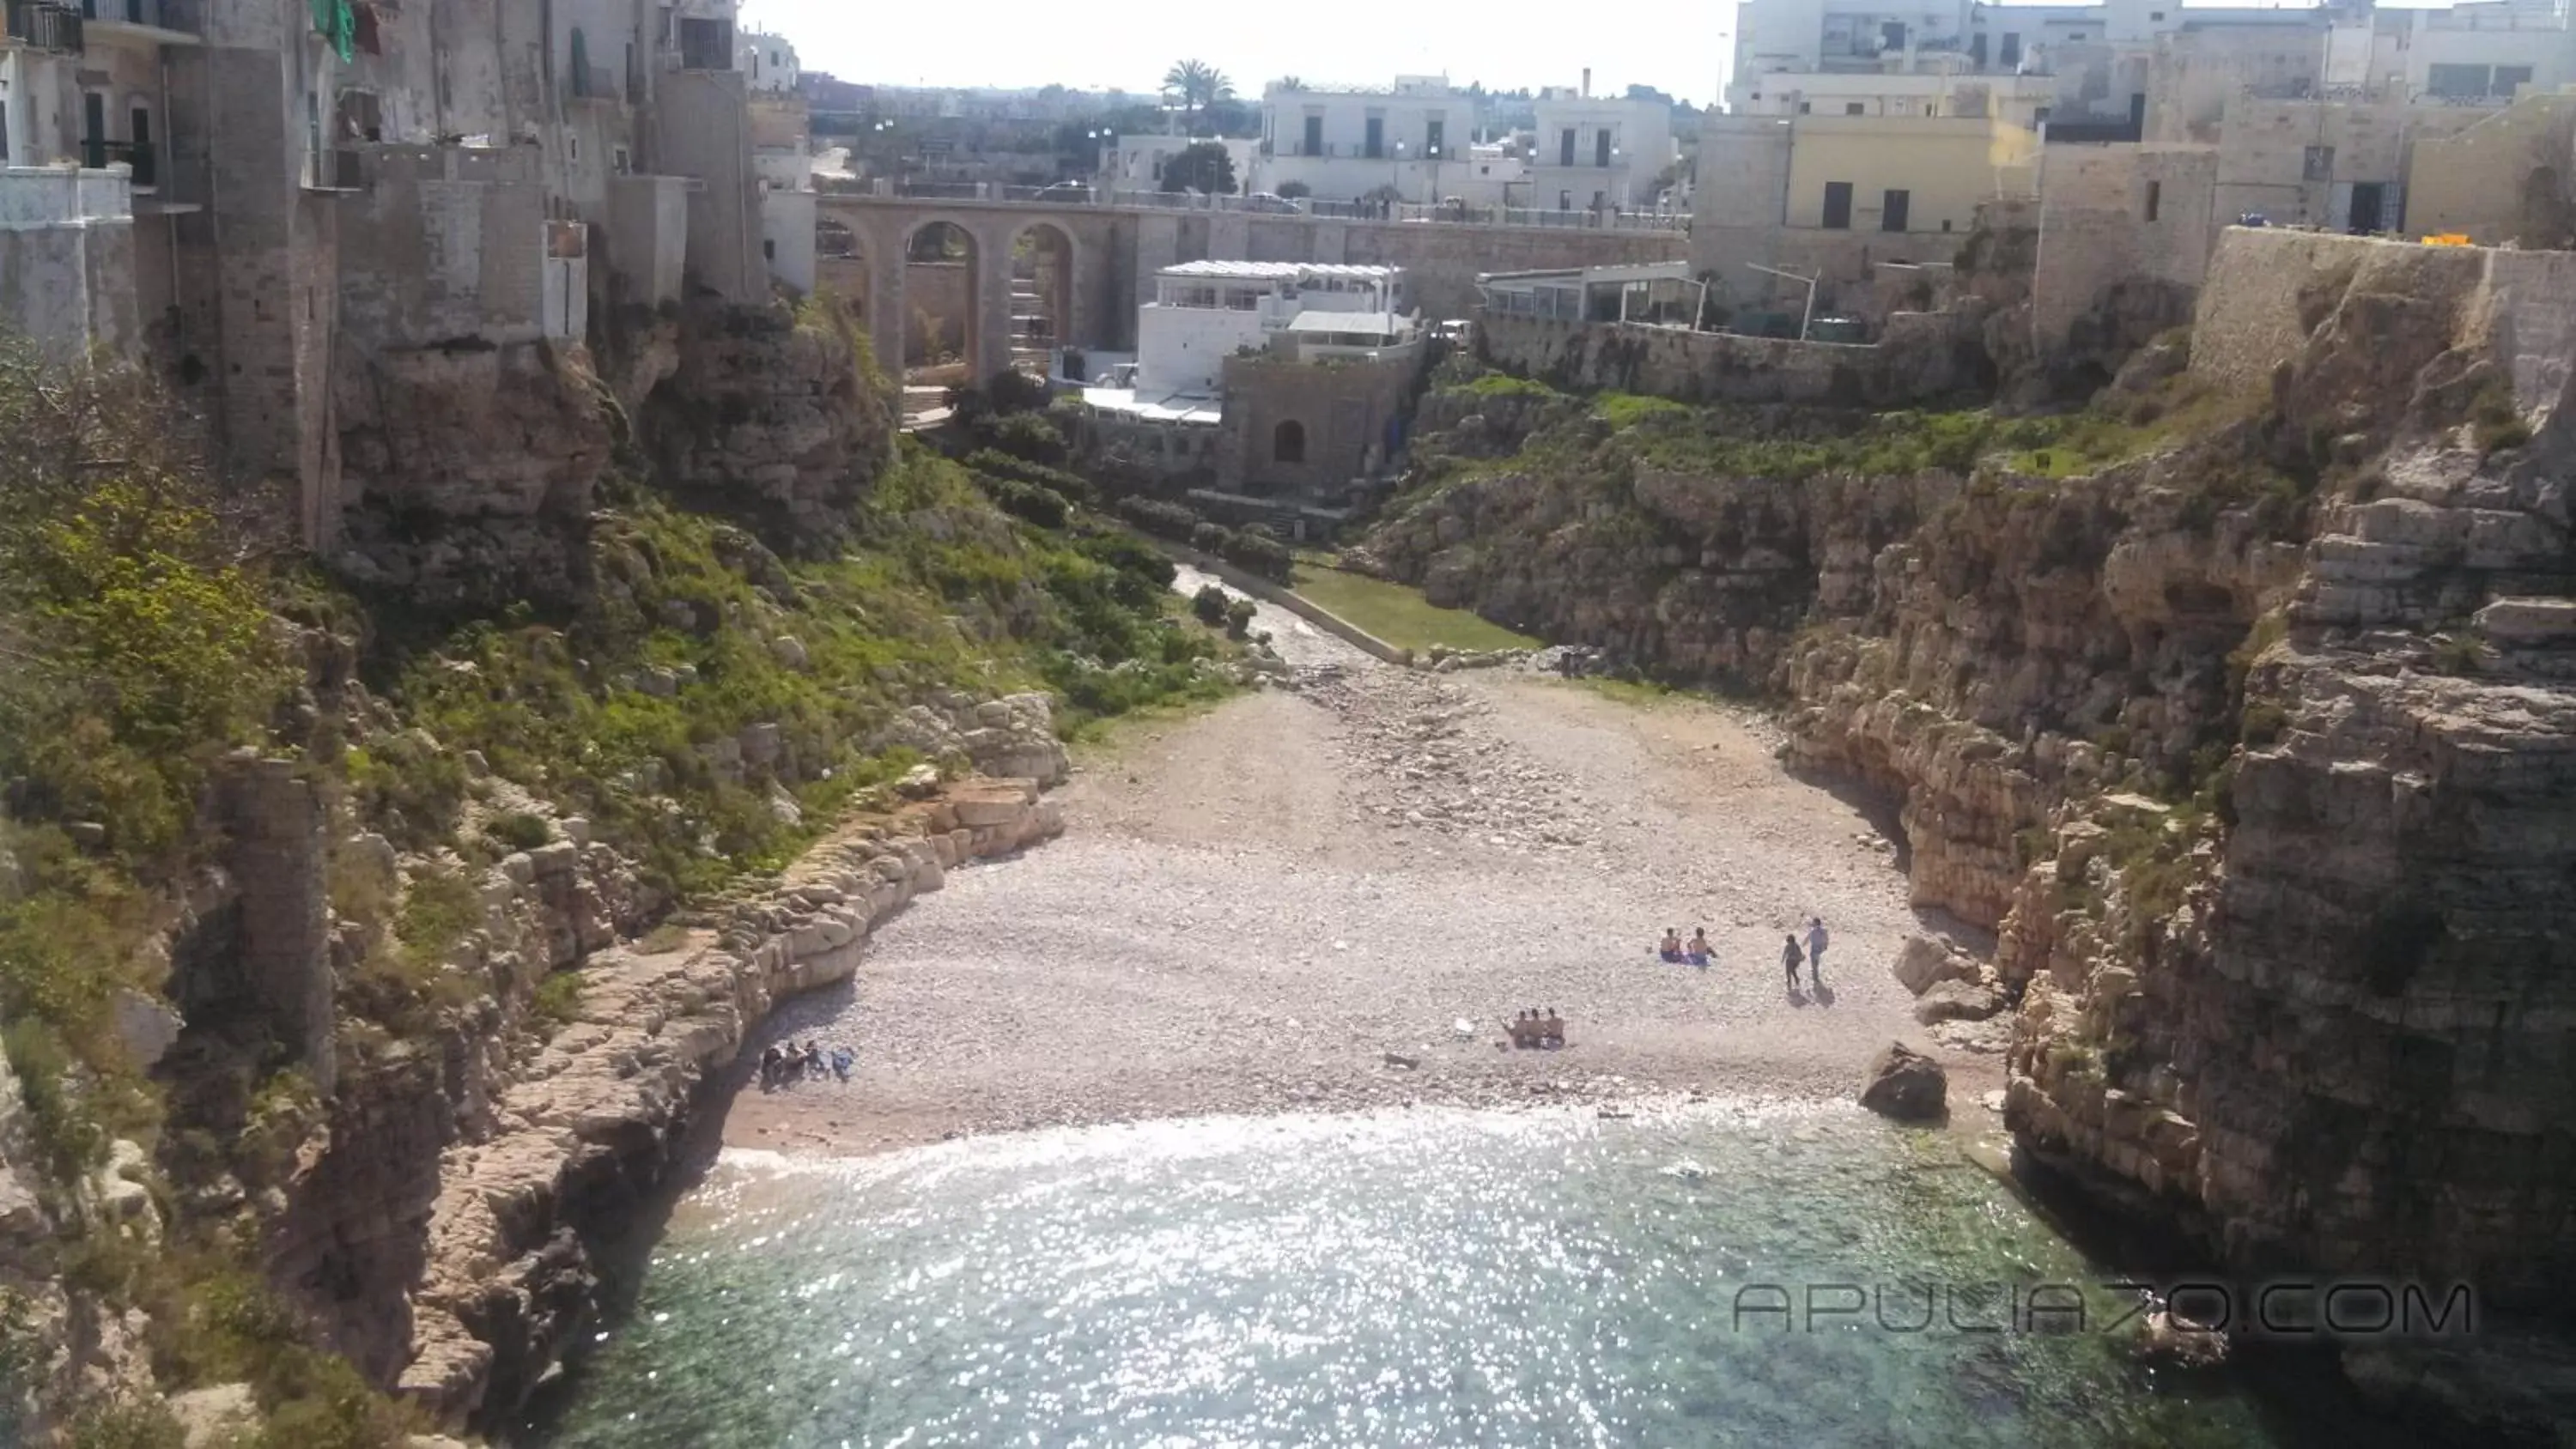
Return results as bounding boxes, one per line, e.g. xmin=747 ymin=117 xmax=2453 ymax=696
xmin=900 ymin=216 xmax=988 ymax=383
xmin=1008 ymin=220 xmax=1079 ymax=379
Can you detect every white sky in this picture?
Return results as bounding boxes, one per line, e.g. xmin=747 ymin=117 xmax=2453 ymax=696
xmin=737 ymin=0 xmax=1741 ymax=106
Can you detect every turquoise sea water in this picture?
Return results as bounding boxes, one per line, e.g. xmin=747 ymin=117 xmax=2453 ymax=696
xmin=526 ymin=1103 xmax=2283 ymax=1448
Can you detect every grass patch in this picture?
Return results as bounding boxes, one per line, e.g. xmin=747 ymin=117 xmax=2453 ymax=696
xmin=532 ymin=970 xmax=586 ymax=1034
xmin=1286 ymin=567 xmax=1541 ymax=654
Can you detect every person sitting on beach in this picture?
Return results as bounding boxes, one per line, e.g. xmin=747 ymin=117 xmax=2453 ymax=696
xmin=1658 ymin=928 xmax=1686 ymax=962
xmin=801 ymin=1040 xmax=825 ymax=1080
xmin=1686 ymin=929 xmax=1711 ymax=967
xmin=759 ymin=1044 xmax=785 ymax=1089
xmin=830 ymin=1046 xmax=854 ymax=1082
xmin=1542 ymin=1009 xmax=1564 ymax=1046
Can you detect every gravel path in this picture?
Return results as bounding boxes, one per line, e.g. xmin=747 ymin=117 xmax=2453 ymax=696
xmin=720 ymin=578 xmax=1995 ymax=1155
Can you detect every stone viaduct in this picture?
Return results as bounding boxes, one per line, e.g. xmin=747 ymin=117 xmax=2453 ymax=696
xmin=814 ymin=196 xmax=1691 ymax=380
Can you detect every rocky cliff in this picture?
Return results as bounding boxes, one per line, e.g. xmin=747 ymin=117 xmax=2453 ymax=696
xmin=1359 ymin=231 xmax=2576 ymax=1418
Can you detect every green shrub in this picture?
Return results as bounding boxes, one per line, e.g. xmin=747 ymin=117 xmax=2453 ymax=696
xmin=483 ymin=812 xmax=552 ymax=852
xmin=963 ymin=449 xmax=1099 ymax=506
xmin=66 ymin=1397 xmax=185 ymax=1449
xmin=1216 ymin=530 xmax=1293 ymax=583
xmin=981 ymin=409 xmax=1070 ymax=466
xmin=532 ymin=969 xmax=586 ymax=1034
xmin=1192 ymin=585 xmax=1230 ymax=627
xmin=1224 ymin=597 xmax=1258 ymax=640
xmin=1114 ymin=495 xmax=1200 ymax=541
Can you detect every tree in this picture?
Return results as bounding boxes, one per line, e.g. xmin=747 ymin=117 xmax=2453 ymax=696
xmin=1273 ymin=179 xmax=1312 ymax=200
xmin=1162 ymin=58 xmax=1233 ymax=115
xmin=1276 ymin=76 xmax=1306 ymax=92
xmin=1159 ymin=140 xmax=1237 ymax=195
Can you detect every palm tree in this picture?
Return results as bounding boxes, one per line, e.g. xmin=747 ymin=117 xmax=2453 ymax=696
xmin=1162 ymin=58 xmax=1234 ymax=115
xmin=1277 ymin=76 xmax=1306 ymax=94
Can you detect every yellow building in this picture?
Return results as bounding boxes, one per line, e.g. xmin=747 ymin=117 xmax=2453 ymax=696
xmin=1781 ymin=116 xmax=2041 ymax=235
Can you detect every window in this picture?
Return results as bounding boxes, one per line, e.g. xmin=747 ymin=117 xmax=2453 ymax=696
xmin=1559 ymin=128 xmax=1576 ymax=167
xmin=2000 ymin=32 xmax=2021 ymax=67
xmin=1425 ymin=117 xmax=1445 ymax=157
xmin=1881 ymin=21 xmax=1906 ymax=50
xmin=1303 ymin=114 xmax=1322 ymax=155
xmin=2144 ymin=180 xmax=2161 ymax=221
xmin=1273 ymin=420 xmax=1306 ymax=464
xmin=1881 ymin=188 xmax=1910 ymax=231
xmin=1595 ymin=129 xmax=1611 ymax=167
xmin=2495 ymin=65 xmax=2535 ymax=96
xmin=1799 ymin=101 xmax=1812 ymax=114
xmin=763 ymin=239 xmax=776 ymax=260
xmin=1822 ymin=180 xmax=1853 ymax=229
xmin=2149 ymin=10 xmax=2165 ymax=19
xmin=1845 ymin=101 xmax=1866 ymax=116
xmin=1364 ymin=115 xmax=1384 ymax=159
xmin=2302 ymin=144 xmax=2335 ymax=181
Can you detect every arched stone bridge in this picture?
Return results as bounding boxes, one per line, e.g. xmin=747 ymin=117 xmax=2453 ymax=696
xmin=812 ymin=195 xmax=1690 ymax=381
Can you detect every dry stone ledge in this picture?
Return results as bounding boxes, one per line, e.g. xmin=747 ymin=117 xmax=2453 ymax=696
xmin=398 ymin=773 xmax=1066 ymax=1429
xmin=1893 ymin=934 xmax=1982 ymax=996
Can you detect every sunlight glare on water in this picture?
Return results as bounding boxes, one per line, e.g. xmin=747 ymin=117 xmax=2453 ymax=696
xmin=528 ymin=1102 xmax=2278 ymax=1448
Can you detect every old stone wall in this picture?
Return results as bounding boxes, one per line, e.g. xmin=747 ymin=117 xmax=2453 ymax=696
xmin=1218 ymin=349 xmax=1422 ymax=498
xmin=2408 ymin=94 xmax=2576 ymax=247
xmin=0 ymin=170 xmax=138 ymax=359
xmin=1476 ymin=310 xmax=1992 ymax=407
xmin=336 ymin=146 xmax=550 ymax=351
xmin=2032 ymin=145 xmax=2218 ymax=367
xmin=653 ymin=68 xmax=764 ymax=304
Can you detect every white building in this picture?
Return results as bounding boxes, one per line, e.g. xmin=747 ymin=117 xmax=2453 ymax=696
xmin=2324 ymin=0 xmax=2576 ymax=103
xmin=1529 ymin=89 xmax=1679 ymax=211
xmin=1104 ymin=136 xmax=1261 ymax=191
xmin=737 ymin=29 xmax=800 ymax=94
xmin=1258 ymin=77 xmax=1482 ymax=203
xmin=1724 ymin=0 xmax=2339 ymax=129
xmin=1135 ymin=260 xmax=1411 ymax=395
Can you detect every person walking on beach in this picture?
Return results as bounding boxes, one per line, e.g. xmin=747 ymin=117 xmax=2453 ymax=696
xmin=1804 ymin=917 xmax=1830 ymax=989
xmin=1782 ymin=934 xmax=1804 ymax=991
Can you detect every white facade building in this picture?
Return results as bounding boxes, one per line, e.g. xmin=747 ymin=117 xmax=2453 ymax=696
xmin=1105 ymin=135 xmax=1262 ymax=191
xmin=1529 ymin=90 xmax=1679 ymax=210
xmin=1725 ymin=0 xmax=2336 ymax=128
xmin=1135 ymin=261 xmax=1410 ymax=395
xmin=737 ymin=29 xmax=800 ymax=94
xmin=1258 ymin=77 xmax=1481 ymax=203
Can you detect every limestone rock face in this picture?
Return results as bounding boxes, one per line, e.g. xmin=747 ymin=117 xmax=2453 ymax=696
xmin=1376 ymin=227 xmax=2576 ymax=1343
xmin=867 ymin=691 xmax=1071 ymax=787
xmin=397 ymin=776 xmax=1067 ymax=1431
xmin=332 ymin=341 xmax=611 ymax=614
xmin=645 ymin=301 xmax=896 ymax=555
xmin=1859 ymin=1041 xmax=1947 ymax=1121
xmin=1893 ymin=934 xmax=1980 ymax=996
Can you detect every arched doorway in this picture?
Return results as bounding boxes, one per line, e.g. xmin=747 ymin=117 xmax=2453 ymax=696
xmin=1273 ymin=419 xmax=1307 ymax=464
xmin=1009 ymin=221 xmax=1075 ymax=380
xmin=902 ymin=219 xmax=981 ymax=396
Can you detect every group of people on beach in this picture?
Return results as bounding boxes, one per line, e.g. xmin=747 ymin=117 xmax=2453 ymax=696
xmin=1658 ymin=917 xmax=1832 ymax=991
xmin=1507 ymin=1008 xmax=1565 ymax=1048
xmin=759 ymin=1039 xmax=854 ymax=1090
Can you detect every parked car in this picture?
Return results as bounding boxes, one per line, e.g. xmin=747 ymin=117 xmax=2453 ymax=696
xmin=1036 ymin=180 xmax=1094 ymax=203
xmin=1239 ymin=191 xmax=1303 ymax=215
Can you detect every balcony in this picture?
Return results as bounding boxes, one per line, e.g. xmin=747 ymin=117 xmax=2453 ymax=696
xmin=82 ymin=136 xmax=154 ymax=188
xmin=5 ymin=0 xmax=83 ymax=51
xmin=76 ymin=0 xmax=196 ymax=45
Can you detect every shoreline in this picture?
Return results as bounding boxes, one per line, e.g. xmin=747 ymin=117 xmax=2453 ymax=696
xmin=711 ymin=602 xmax=2005 ymax=1168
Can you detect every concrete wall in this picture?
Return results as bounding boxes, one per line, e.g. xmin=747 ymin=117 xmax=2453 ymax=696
xmin=1218 ymin=350 xmax=1419 ymax=499
xmin=2408 ymin=94 xmax=2576 ymax=246
xmin=606 ymin=173 xmax=689 ymax=307
xmin=0 ymin=167 xmax=138 ymax=357
xmin=1477 ymin=309 xmax=1989 ymax=406
xmin=762 ymin=187 xmax=816 ymax=292
xmin=654 ymin=67 xmax=764 ymax=303
xmin=335 ymin=145 xmax=550 ymax=351
xmin=2145 ymin=24 xmax=2332 ymax=145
